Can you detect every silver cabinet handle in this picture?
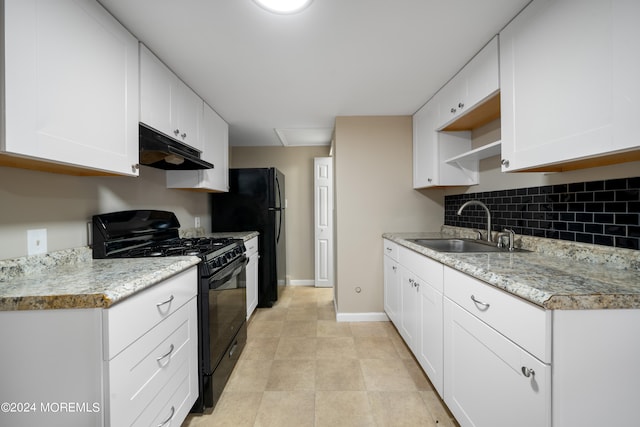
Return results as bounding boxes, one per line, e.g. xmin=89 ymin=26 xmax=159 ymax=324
xmin=501 ymin=159 xmax=510 ymax=168
xmin=470 ymin=295 xmax=490 ymax=309
xmin=522 ymin=366 xmax=535 ymax=378
xmin=409 ymin=278 xmax=415 ymax=287
xmin=156 ymin=344 xmax=175 ymax=363
xmin=458 ymin=102 xmax=465 ymax=109
xmin=156 ymin=295 xmax=174 ymax=308
xmin=181 ymin=132 xmax=187 ymax=139
xmin=173 ymin=129 xmax=180 ymax=136
xmin=386 ymin=247 xmax=392 ymax=252
xmin=450 ymin=107 xmax=457 ymax=114
xmin=392 ymin=266 xmax=397 ymax=271
xmin=427 ymin=178 xmax=433 ymax=183
xmin=157 ymin=406 xmax=175 ymax=427
xmin=131 ymin=164 xmax=139 ymax=173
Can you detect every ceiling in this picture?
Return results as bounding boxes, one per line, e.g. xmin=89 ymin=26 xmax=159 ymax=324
xmin=98 ymin=0 xmax=530 ymax=147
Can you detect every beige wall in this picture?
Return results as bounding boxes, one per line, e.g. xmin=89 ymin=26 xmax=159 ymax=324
xmin=230 ymin=145 xmax=331 ymax=283
xmin=334 ymin=116 xmax=444 ymax=315
xmin=0 ymin=166 xmax=210 ymax=260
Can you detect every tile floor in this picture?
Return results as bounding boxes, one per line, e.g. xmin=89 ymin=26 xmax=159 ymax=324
xmin=182 ymin=286 xmax=459 ymax=427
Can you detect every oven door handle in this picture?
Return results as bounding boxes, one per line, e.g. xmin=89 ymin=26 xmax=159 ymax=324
xmin=209 ymin=255 xmax=248 ymax=290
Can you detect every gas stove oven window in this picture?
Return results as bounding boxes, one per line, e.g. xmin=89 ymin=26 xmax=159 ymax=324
xmin=91 ymin=210 xmax=248 ymax=412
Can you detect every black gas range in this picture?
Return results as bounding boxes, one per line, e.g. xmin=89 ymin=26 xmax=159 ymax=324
xmin=91 ymin=210 xmax=245 ymax=275
xmin=91 ymin=210 xmax=248 ymax=412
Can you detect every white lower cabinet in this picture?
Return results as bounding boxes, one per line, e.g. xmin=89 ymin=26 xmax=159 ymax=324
xmin=399 ymin=267 xmax=420 ymax=349
xmin=384 ymin=239 xmax=640 ymax=426
xmin=0 ymin=266 xmax=198 ymax=427
xmin=383 ymin=240 xmax=401 ymax=325
xmin=417 ymin=276 xmax=444 ymax=396
xmin=444 ymin=298 xmax=551 ymax=427
xmin=443 ymin=265 xmax=551 ymax=427
xmin=245 ymin=236 xmax=259 ymax=319
xmin=384 ymin=239 xmax=444 ymax=395
xmin=104 ymin=268 xmax=198 ymax=427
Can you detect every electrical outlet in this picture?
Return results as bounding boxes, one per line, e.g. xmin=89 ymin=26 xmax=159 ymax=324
xmin=194 ymin=216 xmax=201 ymax=228
xmin=27 ymin=229 xmax=47 ymax=255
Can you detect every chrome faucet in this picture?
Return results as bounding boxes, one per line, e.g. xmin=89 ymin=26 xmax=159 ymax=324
xmin=457 ymin=200 xmax=492 ymax=242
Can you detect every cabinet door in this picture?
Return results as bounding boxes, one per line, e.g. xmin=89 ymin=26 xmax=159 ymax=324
xmin=3 ymin=0 xmax=139 ymax=176
xmin=246 ymin=252 xmax=259 ymax=319
xmin=413 ymin=95 xmax=476 ymax=189
xmin=399 ymin=268 xmax=420 ymax=350
xmin=417 ymin=281 xmax=443 ymax=397
xmin=140 ymin=44 xmax=175 ymax=138
xmin=500 ymin=0 xmax=640 ymax=172
xmin=166 ymin=104 xmax=229 ymax=191
xmin=383 ymin=254 xmax=401 ymax=325
xmin=438 ymin=36 xmax=499 ymax=128
xmin=140 ymin=44 xmax=203 ymax=152
xmin=174 ymin=80 xmax=203 ymax=151
xmin=464 ymin=36 xmax=499 ymax=110
xmin=413 ymin=99 xmax=440 ymax=187
xmin=444 ymin=299 xmax=551 ymax=427
xmin=200 ymin=104 xmax=229 ymax=191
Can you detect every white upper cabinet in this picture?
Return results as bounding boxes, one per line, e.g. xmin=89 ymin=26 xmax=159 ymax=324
xmin=413 ymin=37 xmax=499 ymax=189
xmin=140 ymin=44 xmax=203 ymax=152
xmin=438 ymin=36 xmax=500 ymax=130
xmin=413 ymin=93 xmax=476 ymax=188
xmin=500 ymin=0 xmax=640 ymax=172
xmin=1 ymin=0 xmax=139 ymax=176
xmin=166 ymin=103 xmax=229 ymax=192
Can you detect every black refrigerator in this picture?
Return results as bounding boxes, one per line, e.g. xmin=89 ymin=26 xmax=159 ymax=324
xmin=210 ymin=168 xmax=286 ymax=307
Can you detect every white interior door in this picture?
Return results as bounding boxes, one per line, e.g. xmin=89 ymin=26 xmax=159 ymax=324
xmin=314 ymin=157 xmax=334 ymax=288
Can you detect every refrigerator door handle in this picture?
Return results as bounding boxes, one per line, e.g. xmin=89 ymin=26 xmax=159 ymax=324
xmin=275 ymin=175 xmax=283 ymax=244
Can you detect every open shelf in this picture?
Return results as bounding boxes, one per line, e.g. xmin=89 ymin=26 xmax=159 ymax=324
xmin=445 ymin=140 xmax=501 ymax=165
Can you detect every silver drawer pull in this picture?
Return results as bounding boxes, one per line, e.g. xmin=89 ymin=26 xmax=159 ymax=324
xmin=470 ymin=295 xmax=490 ymax=310
xmin=156 ymin=344 xmax=175 ymax=363
xmin=156 ymin=295 xmax=174 ymax=308
xmin=385 ymin=247 xmax=392 ymax=252
xmin=522 ymin=366 xmax=535 ymax=378
xmin=157 ymin=406 xmax=175 ymax=427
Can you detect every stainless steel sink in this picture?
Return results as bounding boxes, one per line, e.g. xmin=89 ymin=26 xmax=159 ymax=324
xmin=407 ymin=238 xmax=529 ymax=253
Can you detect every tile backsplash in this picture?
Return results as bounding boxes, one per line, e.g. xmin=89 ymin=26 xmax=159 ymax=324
xmin=444 ymin=177 xmax=640 ymax=250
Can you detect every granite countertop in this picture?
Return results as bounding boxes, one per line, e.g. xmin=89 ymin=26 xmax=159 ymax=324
xmin=384 ymin=229 xmax=640 ymax=310
xmin=208 ymin=231 xmax=260 ymax=241
xmin=0 ymin=248 xmax=200 ymax=311
xmin=0 ymin=231 xmax=259 ymax=312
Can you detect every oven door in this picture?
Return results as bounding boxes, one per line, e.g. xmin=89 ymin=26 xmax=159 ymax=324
xmin=201 ymin=255 xmax=248 ymax=375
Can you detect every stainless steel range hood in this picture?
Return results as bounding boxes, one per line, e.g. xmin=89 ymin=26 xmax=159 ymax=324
xmin=139 ymin=124 xmax=213 ymax=170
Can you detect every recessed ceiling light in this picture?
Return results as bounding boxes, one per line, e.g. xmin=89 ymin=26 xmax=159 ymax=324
xmin=253 ymin=0 xmax=313 ymax=14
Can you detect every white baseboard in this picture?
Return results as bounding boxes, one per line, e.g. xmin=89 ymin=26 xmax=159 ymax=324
xmin=288 ymin=279 xmax=315 ymax=287
xmin=335 ymin=312 xmax=390 ymax=323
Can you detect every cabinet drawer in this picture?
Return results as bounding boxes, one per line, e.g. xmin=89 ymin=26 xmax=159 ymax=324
xmin=245 ymin=236 xmax=259 ymax=257
xmin=135 ymin=362 xmax=196 ymax=427
xmin=383 ymin=239 xmax=399 ymax=261
xmin=104 ymin=267 xmax=198 ymax=360
xmin=444 ymin=267 xmax=550 ymax=362
xmin=399 ymin=246 xmax=443 ymax=293
xmin=106 ymin=298 xmax=197 ymax=427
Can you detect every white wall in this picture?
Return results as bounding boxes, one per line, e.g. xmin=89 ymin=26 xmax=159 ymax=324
xmin=0 ymin=166 xmax=210 ymax=260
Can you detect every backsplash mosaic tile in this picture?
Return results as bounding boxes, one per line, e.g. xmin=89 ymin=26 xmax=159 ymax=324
xmin=444 ymin=177 xmax=640 ymax=250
